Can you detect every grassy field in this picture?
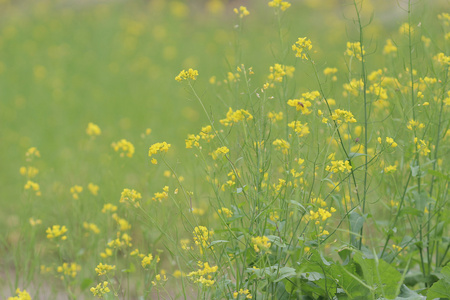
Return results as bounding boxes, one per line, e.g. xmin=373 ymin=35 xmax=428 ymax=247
xmin=1 ymin=0 xmax=449 ymax=299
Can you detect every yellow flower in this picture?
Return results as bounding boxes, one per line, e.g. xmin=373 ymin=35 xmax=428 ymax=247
xmin=268 ymin=0 xmax=291 ymax=11
xmin=288 ymin=121 xmax=310 ymax=137
xmin=120 ymin=188 xmax=142 ymax=207
xmin=57 ymin=262 xmax=81 ymax=278
xmin=88 ymin=183 xmax=99 ymax=196
xmin=29 ymin=217 xmax=42 ymax=226
xmin=267 ymin=64 xmax=295 ymax=85
xmin=7 ymin=288 xmax=31 ymax=300
xmin=326 ymin=160 xmax=352 ymax=173
xmin=251 ymin=236 xmax=271 ymax=252
xmin=25 ymin=147 xmax=40 ymax=161
xmin=19 ymin=166 xmax=39 ymax=178
xmin=148 ymin=141 xmax=171 ymax=164
xmin=234 ymin=6 xmax=249 ymax=18
xmin=272 ymin=139 xmax=290 ymax=155
xmin=344 ymin=42 xmax=365 ymax=61
xmin=83 ymin=222 xmax=100 ymax=234
xmin=24 ymin=180 xmax=41 ymax=196
xmin=187 ymin=261 xmax=218 ymax=286
xmin=211 ymin=146 xmax=229 ymax=160
xmin=86 ymin=122 xmax=101 ymax=136
xmin=218 ymin=207 xmax=233 ymax=218
xmin=175 ymin=68 xmax=198 ymax=81
xmin=141 ymin=254 xmax=153 ymax=268
xmin=101 ymin=203 xmax=117 ymax=213
xmin=90 ymin=281 xmax=110 ymax=298
xmin=193 ymin=226 xmax=213 ymax=252
xmin=46 ymin=225 xmax=68 ymax=240
xmin=70 ymin=185 xmax=83 ymax=199
xmin=220 ymin=108 xmax=253 ymax=126
xmin=95 ymin=263 xmax=116 ymax=276
xmin=267 ymin=111 xmax=283 ymax=123
xmin=383 ymin=39 xmax=397 ymax=55
xmin=384 ymin=165 xmax=397 ymax=173
xmin=111 ymin=139 xmax=135 ymax=158
xmin=152 ymin=186 xmax=169 ymax=202
xmin=331 ymin=109 xmax=357 ymax=124
xmin=292 ymin=37 xmax=312 ymax=60
xmin=399 ymin=23 xmax=414 ymax=35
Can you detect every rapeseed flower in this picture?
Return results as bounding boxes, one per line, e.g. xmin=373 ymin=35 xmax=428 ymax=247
xmin=345 ymin=42 xmax=365 ymax=61
xmin=57 ymin=262 xmax=81 ymax=278
xmin=95 ymin=263 xmax=116 ymax=276
xmin=187 ymin=261 xmax=218 ymax=287
xmin=234 ymin=6 xmax=249 ymax=18
xmin=86 ymin=122 xmax=101 ymax=136
xmin=193 ymin=226 xmax=213 ymax=252
xmin=46 ymin=225 xmax=68 ymax=240
xmin=233 ymin=288 xmax=253 ymax=299
xmin=383 ymin=39 xmax=397 ymax=55
xmin=152 ymin=186 xmax=169 ymax=202
xmin=25 ymin=147 xmax=40 ymax=161
xmin=220 ymin=108 xmax=253 ymax=126
xmin=288 ymin=121 xmax=310 ymax=137
xmin=24 ymin=180 xmax=41 ymax=196
xmin=111 ymin=139 xmax=135 ymax=158
xmin=148 ymin=141 xmax=171 ymax=164
xmin=292 ymin=37 xmax=312 ymax=60
xmin=268 ymin=0 xmax=291 ymax=11
xmin=88 ymin=183 xmax=99 ymax=196
xmin=120 ymin=188 xmax=142 ymax=207
xmin=251 ymin=236 xmax=271 ymax=252
xmin=19 ymin=166 xmax=38 ymax=178
xmin=218 ymin=207 xmax=233 ymax=218
xmin=272 ymin=139 xmax=290 ymax=155
xmin=102 ymin=203 xmax=117 ymax=213
xmin=90 ymin=281 xmax=110 ymax=298
xmin=7 ymin=288 xmax=31 ymax=300
xmin=175 ymin=68 xmax=198 ymax=81
xmin=211 ymin=146 xmax=229 ymax=160
xmin=70 ymin=185 xmax=83 ymax=199
xmin=141 ymin=254 xmax=153 ymax=268
xmin=83 ymin=222 xmax=100 ymax=234
xmin=326 ymin=160 xmax=352 ymax=173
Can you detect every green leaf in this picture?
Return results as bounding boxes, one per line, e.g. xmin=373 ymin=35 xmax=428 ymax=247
xmin=122 ymin=262 xmax=136 ymax=273
xmin=399 ymin=207 xmax=424 ymax=217
xmin=289 ymin=200 xmax=306 ymax=213
xmin=353 ymin=252 xmax=403 ymax=299
xmin=392 ymin=284 xmax=426 ymax=300
xmin=427 ymin=266 xmax=450 ymax=300
xmin=209 ymin=240 xmax=229 ymax=247
xmin=80 ymin=278 xmax=94 ymax=291
xmin=349 ymin=211 xmax=365 ymax=248
xmin=348 ymin=152 xmax=367 ymax=159
xmin=427 ymin=169 xmax=450 ymax=182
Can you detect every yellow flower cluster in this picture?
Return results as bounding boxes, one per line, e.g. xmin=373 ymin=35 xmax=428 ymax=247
xmin=433 ymin=52 xmax=450 ymax=67
xmin=287 ymin=97 xmax=313 ymax=115
xmin=378 ymin=137 xmax=398 ymax=148
xmin=24 ymin=180 xmax=41 ymax=196
xmin=175 ymin=68 xmax=198 ymax=81
xmin=288 ymin=121 xmax=310 ymax=137
xmin=211 ymin=146 xmax=229 ymax=160
xmin=187 ymin=261 xmax=218 ymax=287
xmin=268 ymin=0 xmax=291 ymax=11
xmin=86 ymin=122 xmax=101 ymax=136
xmin=383 ymin=39 xmax=397 ymax=55
xmin=399 ymin=23 xmax=414 ymax=35
xmin=272 ymin=139 xmax=290 ymax=155
xmin=251 ymin=236 xmax=271 ymax=252
xmin=152 ymin=273 xmax=168 ymax=286
xmin=193 ymin=226 xmax=213 ymax=251
xmin=120 ymin=188 xmax=142 ymax=207
xmin=88 ymin=183 xmax=99 ymax=196
xmin=331 ymin=109 xmax=357 ymax=124
xmin=148 ymin=141 xmax=171 ymax=164
xmin=267 ymin=111 xmax=283 ymax=123
xmin=345 ymin=42 xmax=365 ymax=61
xmin=233 ymin=288 xmax=253 ymax=299
xmin=83 ymin=222 xmax=100 ymax=234
xmin=152 ymin=186 xmax=169 ymax=202
xmin=57 ymin=262 xmax=81 ymax=278
xmin=102 ymin=203 xmax=117 ymax=213
xmin=220 ymin=107 xmax=253 ymax=126
xmin=46 ymin=225 xmax=68 ymax=240
xmin=112 ymin=214 xmax=132 ymax=231
xmin=233 ymin=6 xmax=250 ymax=18
xmin=111 ymin=139 xmax=135 ymax=158
xmin=267 ymin=64 xmax=295 ymax=85
xmin=292 ymin=37 xmax=312 ymax=60
xmin=218 ymin=207 xmax=233 ymax=218
xmin=70 ymin=185 xmax=83 ymax=199
xmin=141 ymin=254 xmax=153 ymax=268
xmin=406 ymin=119 xmax=425 ymax=131
xmin=415 ymin=138 xmax=431 ymax=156
xmin=326 ymin=160 xmax=352 ymax=173
xmin=7 ymin=288 xmax=31 ymax=300
xmin=186 ymin=125 xmax=215 ymax=148
xmin=29 ymin=217 xmax=42 ymax=226
xmin=90 ymin=281 xmax=110 ymax=298
xmin=108 ymin=231 xmax=132 ymax=248
xmin=95 ymin=263 xmax=116 ymax=276
xmin=20 ymin=166 xmax=39 ymax=178
xmin=25 ymin=147 xmax=40 ymax=161
xmin=305 ymin=207 xmax=336 ymax=225
xmin=343 ymin=79 xmax=364 ymax=97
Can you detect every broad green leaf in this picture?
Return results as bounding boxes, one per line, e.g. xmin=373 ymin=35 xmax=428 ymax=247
xmin=427 ymin=279 xmax=450 ymax=300
xmin=80 ymin=278 xmax=94 ymax=291
xmin=349 ymin=211 xmax=365 ymax=248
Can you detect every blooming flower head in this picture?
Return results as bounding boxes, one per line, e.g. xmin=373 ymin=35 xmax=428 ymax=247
xmin=267 ymin=64 xmax=295 ymax=86
xmin=90 ymin=281 xmax=110 ymax=298
xmin=345 ymin=42 xmax=365 ymax=61
xmin=383 ymin=39 xmax=397 ymax=55
xmin=152 ymin=186 xmax=169 ymax=202
xmin=111 ymin=139 xmax=135 ymax=158
xmin=148 ymin=141 xmax=171 ymax=164
xmin=288 ymin=121 xmax=310 ymax=137
xmin=24 ymin=180 xmax=41 ymax=196
xmin=46 ymin=225 xmax=68 ymax=240
xmin=8 ymin=288 xmax=31 ymax=300
xmin=120 ymin=188 xmax=142 ymax=207
xmin=268 ymin=0 xmax=291 ymax=11
xmin=57 ymin=262 xmax=81 ymax=279
xmin=86 ymin=122 xmax=101 ymax=136
xmin=272 ymin=139 xmax=290 ymax=155
xmin=292 ymin=37 xmax=312 ymax=60
xmin=175 ymin=68 xmax=198 ymax=81
xmin=25 ymin=147 xmax=40 ymax=161
xmin=251 ymin=236 xmax=271 ymax=252
xmin=95 ymin=263 xmax=116 ymax=276
xmin=211 ymin=146 xmax=229 ymax=160
xmin=20 ymin=166 xmax=39 ymax=178
xmin=88 ymin=183 xmax=99 ymax=196
xmin=141 ymin=254 xmax=153 ymax=268
xmin=70 ymin=185 xmax=83 ymax=199
xmin=220 ymin=108 xmax=253 ymax=126
xmin=187 ymin=261 xmax=218 ymax=287
xmin=193 ymin=226 xmax=213 ymax=253
xmin=234 ymin=6 xmax=249 ymax=18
